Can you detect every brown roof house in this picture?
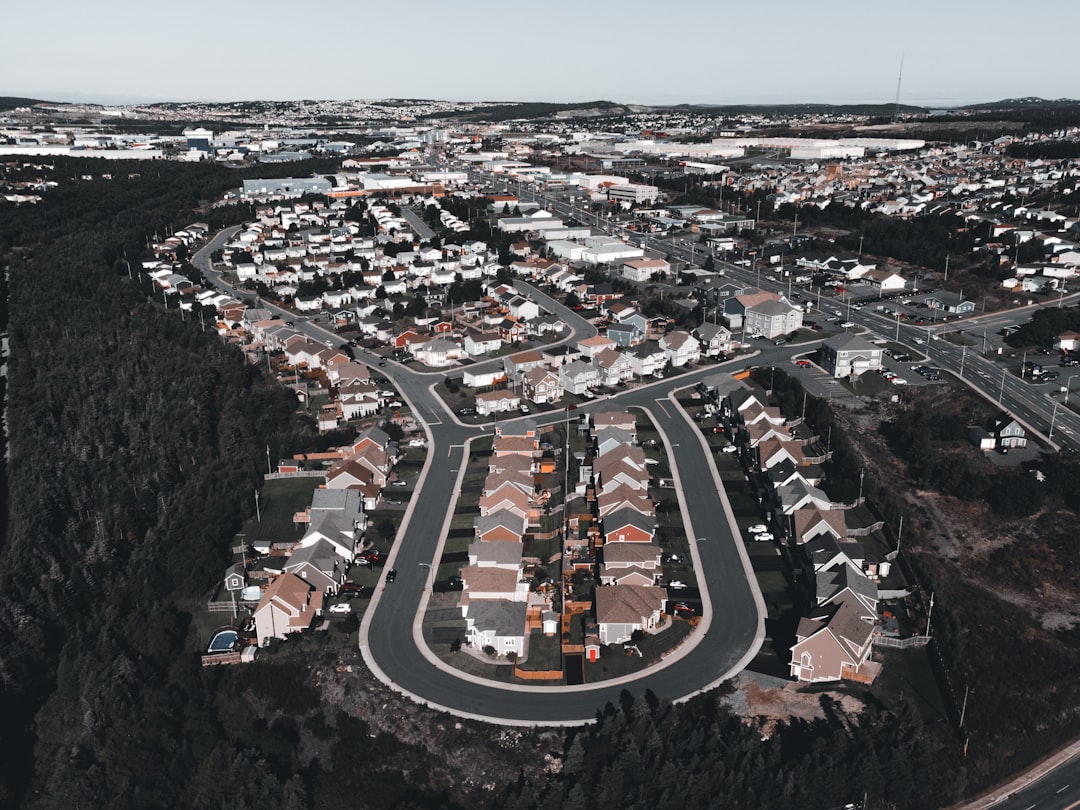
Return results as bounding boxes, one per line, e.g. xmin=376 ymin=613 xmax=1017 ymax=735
xmin=253 ymin=573 xmax=324 ymax=647
xmin=789 ymin=598 xmax=877 ymax=683
xmin=595 ymin=584 xmax=667 ymax=645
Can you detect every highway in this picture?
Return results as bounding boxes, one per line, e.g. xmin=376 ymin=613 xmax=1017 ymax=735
xmin=477 ymin=169 xmax=1080 ymax=453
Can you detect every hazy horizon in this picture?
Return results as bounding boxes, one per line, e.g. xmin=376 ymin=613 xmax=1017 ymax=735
xmin=5 ymin=0 xmax=1079 ymax=111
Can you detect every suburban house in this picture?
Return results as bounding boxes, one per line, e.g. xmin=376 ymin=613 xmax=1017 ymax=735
xmin=594 ymin=347 xmax=634 ymax=386
xmin=993 ymin=417 xmax=1027 ymax=450
xmin=789 ymin=598 xmax=877 ymax=683
xmin=820 ymin=334 xmax=884 ymax=379
xmin=282 ymin=538 xmax=346 ymax=595
xmin=598 ymin=542 xmax=662 ymax=586
xmin=413 ymin=337 xmax=463 ymax=367
xmin=559 ymin=359 xmax=600 ymax=395
xmin=660 ymin=330 xmax=701 ymax=367
xmin=459 ymin=565 xmax=530 ymax=603
xmin=924 ymin=290 xmax=975 ymax=314
xmin=473 ymin=510 xmax=528 ymax=543
xmin=253 ymin=573 xmax=324 ymax=647
xmin=594 ymin=584 xmax=668 ymax=645
xmin=464 ymin=332 xmax=503 ymax=357
xmin=468 ymin=539 xmax=525 ymax=569
xmin=522 ymin=367 xmax=562 ymax=403
xmin=475 ymin=389 xmax=522 ymax=416
xmin=693 ymin=322 xmax=734 ymax=357
xmin=603 ymin=507 xmax=656 ymax=544
xmin=463 ymin=600 xmax=528 ymax=656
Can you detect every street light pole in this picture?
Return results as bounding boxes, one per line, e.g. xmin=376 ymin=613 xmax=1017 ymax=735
xmin=999 ymin=368 xmax=1007 ymax=404
xmin=1049 ymin=399 xmax=1060 ymax=443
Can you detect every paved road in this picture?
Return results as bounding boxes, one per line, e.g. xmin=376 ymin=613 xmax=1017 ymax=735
xmin=361 ymin=360 xmax=766 ymax=724
xmin=191 ymin=231 xmax=766 ymax=723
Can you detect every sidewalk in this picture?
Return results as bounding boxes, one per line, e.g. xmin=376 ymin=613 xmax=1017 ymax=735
xmin=950 ymin=739 xmax=1080 ymax=809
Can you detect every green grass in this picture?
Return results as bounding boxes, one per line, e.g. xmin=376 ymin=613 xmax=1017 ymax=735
xmin=237 ymin=477 xmax=323 ymax=547
xmin=519 ymin=632 xmax=562 ymax=672
xmin=745 ymin=542 xmax=780 ymax=558
xmin=755 ymin=570 xmax=788 ymax=593
xmin=583 ymin=621 xmax=693 ymax=681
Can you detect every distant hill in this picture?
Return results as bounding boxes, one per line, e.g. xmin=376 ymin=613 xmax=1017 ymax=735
xmin=662 ymin=102 xmax=928 ymax=116
xmin=0 ymin=96 xmax=54 ymax=111
xmin=426 ymin=100 xmax=628 ymax=122
xmin=961 ymin=97 xmax=1080 ymax=110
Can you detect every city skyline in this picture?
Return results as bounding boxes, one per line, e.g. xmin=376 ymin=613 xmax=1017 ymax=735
xmin=5 ymin=0 xmax=1079 ymax=109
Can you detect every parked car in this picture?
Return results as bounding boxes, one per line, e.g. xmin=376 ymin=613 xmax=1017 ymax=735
xmin=458 ymin=407 xmax=476 ymax=416
xmin=720 ymin=444 xmax=738 ymax=454
xmin=671 ymin=602 xmax=695 ymax=617
xmin=340 ymin=582 xmax=367 ymax=594
xmin=752 ymin=532 xmax=775 ymax=542
xmin=359 ymin=549 xmax=383 ymax=563
xmin=390 ymin=480 xmax=409 ymax=487
xmin=668 ymin=581 xmax=688 ymax=590
xmin=747 ymin=524 xmax=768 ymax=534
xmin=328 ymin=603 xmax=352 ymax=614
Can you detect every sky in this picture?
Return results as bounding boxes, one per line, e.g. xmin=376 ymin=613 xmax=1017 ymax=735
xmin=5 ymin=0 xmax=1079 ymax=108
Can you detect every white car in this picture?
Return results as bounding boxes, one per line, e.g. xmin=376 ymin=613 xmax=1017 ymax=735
xmin=328 ymin=603 xmax=352 ymax=614
xmin=721 ymin=445 xmax=738 ymax=454
xmin=753 ymin=532 xmax=775 ymax=542
xmin=668 ymin=581 xmax=688 ymax=590
xmin=747 ymin=524 xmax=768 ymax=534
xmin=891 ymin=377 xmax=908 ymax=385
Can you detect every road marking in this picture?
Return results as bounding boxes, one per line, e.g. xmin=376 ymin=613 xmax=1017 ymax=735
xmin=1058 ymin=784 xmax=1070 ymax=793
xmin=657 ymin=400 xmax=671 ymax=418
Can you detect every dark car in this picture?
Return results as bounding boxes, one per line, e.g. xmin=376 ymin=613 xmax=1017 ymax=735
xmin=340 ymin=582 xmax=366 ymax=594
xmin=378 ymin=361 xmax=387 ymax=367
xmin=385 ymin=569 xmax=397 ymax=583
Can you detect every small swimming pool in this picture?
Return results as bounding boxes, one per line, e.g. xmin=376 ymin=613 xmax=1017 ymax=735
xmin=207 ymin=630 xmax=238 ymax=653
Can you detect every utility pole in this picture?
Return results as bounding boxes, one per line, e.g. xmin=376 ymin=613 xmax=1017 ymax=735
xmin=959 ymin=684 xmax=970 ymax=728
xmin=896 ymin=515 xmax=904 ymax=554
xmin=959 ymin=346 xmax=966 ymax=378
xmin=255 ymin=488 xmax=262 ymax=522
xmin=999 ymin=368 xmax=1006 ymax=404
xmin=1049 ymin=399 xmax=1060 ymax=443
xmin=926 ymin=592 xmax=935 ymax=636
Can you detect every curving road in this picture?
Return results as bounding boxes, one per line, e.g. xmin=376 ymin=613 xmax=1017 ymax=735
xmin=191 ymin=230 xmax=766 ymax=723
xmin=359 ymin=295 xmax=768 ymax=723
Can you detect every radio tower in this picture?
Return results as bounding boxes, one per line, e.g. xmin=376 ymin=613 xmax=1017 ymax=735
xmin=893 ymin=52 xmax=905 ymax=123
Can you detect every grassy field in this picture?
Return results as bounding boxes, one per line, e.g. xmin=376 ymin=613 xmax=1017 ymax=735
xmin=237 ymin=476 xmax=323 ymax=547
xmin=583 ymin=621 xmax=693 ymax=681
xmin=520 ymin=632 xmax=562 ymax=672
xmin=755 ymin=570 xmax=788 ymax=593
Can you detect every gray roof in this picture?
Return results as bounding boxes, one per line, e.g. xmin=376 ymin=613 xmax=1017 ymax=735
xmin=466 ymin=599 xmax=528 ymax=636
xmin=473 ymin=510 xmax=526 ymax=538
xmin=825 ymin=334 xmax=879 ymax=353
xmin=285 ymin=538 xmax=341 ymax=577
xmin=468 ymin=539 xmax=524 ymax=567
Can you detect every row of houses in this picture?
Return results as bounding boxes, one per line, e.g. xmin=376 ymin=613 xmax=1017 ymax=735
xmin=459 ymin=421 xmax=552 ymax=657
xmin=720 ymin=387 xmax=885 ymax=684
xmin=573 ymin=411 xmax=670 ymax=649
xmin=231 ymin=426 xmax=400 ymax=648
